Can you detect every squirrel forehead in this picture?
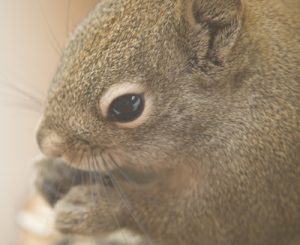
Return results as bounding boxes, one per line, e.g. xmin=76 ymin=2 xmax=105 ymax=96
xmin=50 ymin=0 xmax=189 ymax=91
xmin=65 ymin=0 xmax=184 ymax=62
xmin=46 ymin=0 xmax=205 ymax=109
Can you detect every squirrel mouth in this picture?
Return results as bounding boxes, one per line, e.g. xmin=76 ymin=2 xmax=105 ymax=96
xmin=60 ymin=147 xmax=130 ymax=174
xmin=61 ymin=150 xmax=157 ymax=185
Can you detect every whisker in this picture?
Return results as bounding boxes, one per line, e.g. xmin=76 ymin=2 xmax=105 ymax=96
xmin=107 ymin=154 xmax=132 ymax=183
xmin=0 ymin=80 xmax=45 ymax=107
xmin=59 ymin=140 xmax=83 ymax=168
xmin=35 ymin=0 xmax=62 ymax=55
xmin=99 ymin=155 xmax=132 ymax=243
xmin=92 ymin=151 xmax=125 ymax=234
xmin=66 ymin=0 xmax=71 ymax=36
xmin=89 ymin=150 xmax=99 ymax=210
xmin=54 ymin=145 xmax=82 ymax=205
xmin=103 ymin=155 xmax=151 ymax=242
xmin=0 ymin=101 xmax=42 ymax=113
xmin=0 ymin=68 xmax=47 ymax=99
xmin=46 ymin=31 xmax=62 ymax=56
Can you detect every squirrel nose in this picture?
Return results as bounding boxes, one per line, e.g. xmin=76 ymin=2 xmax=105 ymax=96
xmin=36 ymin=129 xmax=65 ymax=158
xmin=36 ymin=119 xmax=65 ymax=158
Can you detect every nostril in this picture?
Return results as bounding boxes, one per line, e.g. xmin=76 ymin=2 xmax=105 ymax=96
xmin=36 ymin=129 xmax=65 ymax=158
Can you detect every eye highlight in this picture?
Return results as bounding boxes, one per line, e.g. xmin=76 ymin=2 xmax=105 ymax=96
xmin=108 ymin=94 xmax=144 ymax=122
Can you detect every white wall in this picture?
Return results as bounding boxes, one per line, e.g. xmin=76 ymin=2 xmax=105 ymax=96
xmin=0 ymin=1 xmax=97 ymax=243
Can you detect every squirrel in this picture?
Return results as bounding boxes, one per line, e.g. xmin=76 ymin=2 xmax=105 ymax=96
xmin=35 ymin=0 xmax=300 ymax=244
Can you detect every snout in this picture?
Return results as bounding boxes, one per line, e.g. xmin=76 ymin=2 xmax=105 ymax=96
xmin=36 ymin=117 xmax=65 ymax=158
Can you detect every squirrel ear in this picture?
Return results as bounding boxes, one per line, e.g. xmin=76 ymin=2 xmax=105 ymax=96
xmin=191 ymin=0 xmax=242 ymax=24
xmin=184 ymin=0 xmax=243 ymax=65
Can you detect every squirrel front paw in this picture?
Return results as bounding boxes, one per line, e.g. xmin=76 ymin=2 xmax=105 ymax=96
xmin=54 ymin=185 xmax=126 ymax=235
xmin=35 ymin=158 xmax=81 ymax=206
xmin=35 ymin=157 xmax=114 ymax=206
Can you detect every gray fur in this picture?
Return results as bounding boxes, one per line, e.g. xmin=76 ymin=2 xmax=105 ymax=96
xmin=36 ymin=0 xmax=300 ymax=245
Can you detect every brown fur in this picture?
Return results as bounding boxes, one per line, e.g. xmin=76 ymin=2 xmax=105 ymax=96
xmin=35 ymin=0 xmax=300 ymax=244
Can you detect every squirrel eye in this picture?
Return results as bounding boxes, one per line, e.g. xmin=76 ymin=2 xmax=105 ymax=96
xmin=108 ymin=94 xmax=144 ymax=122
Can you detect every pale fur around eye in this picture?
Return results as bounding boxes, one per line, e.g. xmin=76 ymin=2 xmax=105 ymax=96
xmin=99 ymin=82 xmax=153 ymax=128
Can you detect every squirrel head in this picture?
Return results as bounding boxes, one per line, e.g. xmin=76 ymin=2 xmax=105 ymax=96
xmin=35 ymin=1 xmax=300 ymax=243
xmin=36 ymin=0 xmax=266 ymax=172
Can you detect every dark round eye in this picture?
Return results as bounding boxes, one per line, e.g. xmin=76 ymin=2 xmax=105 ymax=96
xmin=108 ymin=94 xmax=144 ymax=122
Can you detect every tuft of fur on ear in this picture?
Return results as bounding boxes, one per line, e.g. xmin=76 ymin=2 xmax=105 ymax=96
xmin=192 ymin=0 xmax=242 ymax=23
xmin=186 ymin=0 xmax=243 ymax=66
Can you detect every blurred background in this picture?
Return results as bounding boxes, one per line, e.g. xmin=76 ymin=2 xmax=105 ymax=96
xmin=0 ymin=0 xmax=98 ymax=243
